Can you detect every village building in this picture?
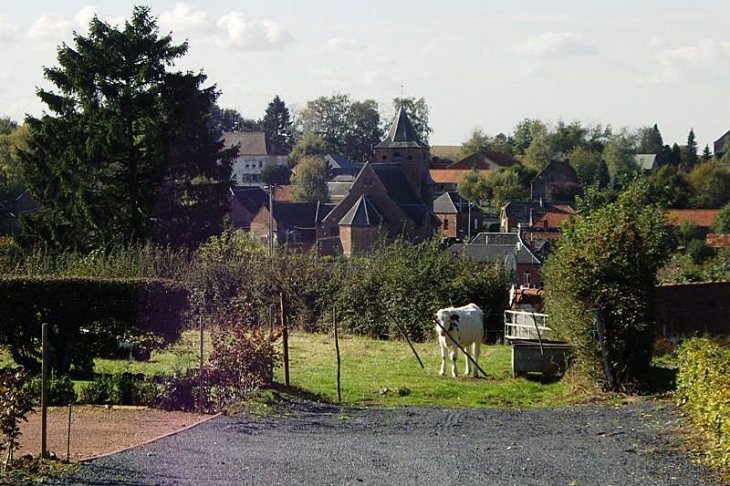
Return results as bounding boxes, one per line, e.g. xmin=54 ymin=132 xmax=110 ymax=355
xmin=222 ymin=131 xmax=288 ymax=186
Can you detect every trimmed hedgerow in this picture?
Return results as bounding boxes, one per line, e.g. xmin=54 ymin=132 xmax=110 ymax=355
xmin=676 ymin=337 xmax=730 ymax=471
xmin=0 ymin=276 xmax=189 ymax=374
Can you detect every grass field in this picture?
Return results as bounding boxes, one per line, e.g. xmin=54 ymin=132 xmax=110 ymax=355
xmin=2 ymin=330 xmax=571 ymax=408
xmin=279 ymin=332 xmax=568 ymax=408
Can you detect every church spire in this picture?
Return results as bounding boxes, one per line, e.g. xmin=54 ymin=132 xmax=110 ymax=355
xmin=376 ymin=106 xmax=425 ymax=148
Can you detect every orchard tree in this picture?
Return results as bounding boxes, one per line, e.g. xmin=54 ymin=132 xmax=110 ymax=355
xmin=261 ymin=95 xmax=294 ymax=152
xmin=20 ymin=6 xmax=236 ymax=249
xmin=543 ymin=182 xmax=670 ymax=390
xmin=603 ymin=131 xmax=639 ymax=177
xmin=290 ymin=156 xmax=329 ymax=203
xmin=647 ymin=165 xmax=691 ymax=208
xmin=457 ymin=128 xmax=514 ymax=160
xmin=512 ymin=118 xmax=548 ymax=156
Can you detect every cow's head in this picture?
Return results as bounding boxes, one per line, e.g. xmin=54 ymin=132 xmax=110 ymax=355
xmin=434 ymin=310 xmax=460 ymax=337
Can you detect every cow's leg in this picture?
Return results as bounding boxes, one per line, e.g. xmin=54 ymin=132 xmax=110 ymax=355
xmin=450 ymin=347 xmax=458 ymax=377
xmin=464 ymin=344 xmax=472 ymax=376
xmin=439 ymin=343 xmax=447 ymax=376
xmin=472 ymin=342 xmax=481 ymax=377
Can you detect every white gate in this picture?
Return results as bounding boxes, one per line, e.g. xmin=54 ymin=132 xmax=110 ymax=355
xmin=504 ymin=310 xmax=552 ymax=341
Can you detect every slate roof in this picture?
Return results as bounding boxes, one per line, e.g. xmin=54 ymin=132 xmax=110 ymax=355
xmin=448 ymin=152 xmax=518 ymax=170
xmin=327 ymin=181 xmax=354 ymax=199
xmin=470 ymin=232 xmax=519 ymax=245
xmin=272 ymin=202 xmax=335 ymax=229
xmin=433 ymin=192 xmax=472 ymax=214
xmin=715 ymin=130 xmax=730 ymax=155
xmin=325 ymin=154 xmax=360 ymax=176
xmin=447 ymin=242 xmax=540 ymax=265
xmin=339 ymin=196 xmax=383 ymax=226
xmin=221 ymin=131 xmax=287 ymax=156
xmin=230 ymin=186 xmax=268 ymax=213
xmin=375 ymin=107 xmax=426 ymax=149
xmin=371 ymin=163 xmax=431 ymax=224
xmin=503 ymin=201 xmax=576 ymax=227
xmin=635 ymin=154 xmax=658 ymax=171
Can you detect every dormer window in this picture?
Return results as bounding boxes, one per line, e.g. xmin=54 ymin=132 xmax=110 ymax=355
xmin=393 ymin=152 xmax=402 ymax=162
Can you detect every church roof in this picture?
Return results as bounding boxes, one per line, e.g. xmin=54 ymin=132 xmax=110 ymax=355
xmin=371 ymin=164 xmax=423 ymax=206
xmin=375 ymin=106 xmax=426 ymax=149
xmin=339 ymin=195 xmax=382 ymax=226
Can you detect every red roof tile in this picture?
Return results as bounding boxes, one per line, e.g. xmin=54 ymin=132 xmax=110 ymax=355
xmin=665 ymin=209 xmax=720 ymax=228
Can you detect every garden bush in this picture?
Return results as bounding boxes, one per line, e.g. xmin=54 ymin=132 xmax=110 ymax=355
xmin=79 ymin=373 xmax=156 ymax=406
xmin=24 ymin=374 xmax=76 ymax=406
xmin=0 ymin=276 xmax=189 ymax=374
xmin=0 ymin=368 xmax=34 ymax=471
xmin=676 ymin=337 xmax=730 ymax=470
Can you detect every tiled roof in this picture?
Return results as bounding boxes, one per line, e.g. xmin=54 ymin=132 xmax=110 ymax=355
xmin=665 ymin=209 xmax=720 ymax=228
xmin=221 ymin=131 xmax=287 ymax=156
xmin=533 ymin=205 xmax=576 ymax=228
xmin=375 ymin=107 xmax=425 ymax=149
xmin=327 ymin=181 xmax=353 ymax=199
xmin=634 ymin=154 xmax=658 ymax=170
xmin=533 ymin=160 xmax=580 ymax=185
xmin=430 ymin=168 xmax=492 ymax=184
xmin=325 ymin=154 xmax=360 ymax=176
xmin=448 ymin=152 xmax=518 ymax=170
xmin=430 ymin=145 xmax=461 ymax=163
xmin=448 ymin=242 xmax=540 ymax=265
xmin=273 ymin=184 xmax=293 ymax=202
xmin=715 ymin=130 xmax=730 ymax=155
xmin=339 ymin=196 xmax=382 ymax=226
xmin=706 ymin=234 xmax=730 ymax=249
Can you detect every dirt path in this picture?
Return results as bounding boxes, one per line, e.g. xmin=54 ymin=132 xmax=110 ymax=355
xmin=51 ymin=400 xmax=723 ymax=485
xmin=18 ymin=405 xmax=210 ymax=462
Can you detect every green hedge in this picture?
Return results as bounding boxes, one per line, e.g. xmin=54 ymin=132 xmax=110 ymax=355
xmin=676 ymin=337 xmax=730 ymax=470
xmin=0 ymin=276 xmax=189 ymax=374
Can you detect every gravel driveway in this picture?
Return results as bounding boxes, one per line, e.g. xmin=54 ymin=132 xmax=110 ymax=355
xmin=53 ymin=400 xmax=721 ymax=485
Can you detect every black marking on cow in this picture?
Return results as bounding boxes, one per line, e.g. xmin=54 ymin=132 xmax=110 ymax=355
xmin=450 ymin=314 xmax=460 ymax=322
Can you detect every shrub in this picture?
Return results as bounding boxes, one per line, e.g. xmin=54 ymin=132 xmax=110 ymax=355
xmin=0 ymin=276 xmax=189 ymax=374
xmin=543 ymin=183 xmax=670 ymax=391
xmin=153 ymin=370 xmax=204 ymax=412
xmin=207 ymin=303 xmax=281 ymax=409
xmin=79 ymin=373 xmax=156 ymax=406
xmin=24 ymin=374 xmax=77 ymax=406
xmin=676 ymin=337 xmax=730 ymax=470
xmin=0 ymin=368 xmax=34 ymax=471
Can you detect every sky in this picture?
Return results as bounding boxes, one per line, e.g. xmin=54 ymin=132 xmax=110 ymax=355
xmin=1 ymin=1 xmax=729 ymax=150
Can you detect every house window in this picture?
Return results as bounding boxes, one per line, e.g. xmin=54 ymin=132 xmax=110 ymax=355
xmin=443 ymin=219 xmax=449 ymax=231
xmin=259 ymin=161 xmax=263 ymax=168
xmin=523 ymin=271 xmax=531 ymax=287
xmin=393 ymin=152 xmax=402 ymax=162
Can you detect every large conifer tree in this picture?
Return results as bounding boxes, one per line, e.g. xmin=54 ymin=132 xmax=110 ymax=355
xmin=20 ymin=6 xmax=235 ymax=249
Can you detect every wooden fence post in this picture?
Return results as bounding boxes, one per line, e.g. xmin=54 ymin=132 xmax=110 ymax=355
xmin=280 ymin=292 xmax=290 ymax=387
xmin=41 ymin=323 xmax=48 ymax=459
xmin=199 ymin=316 xmax=205 ymax=413
xmin=333 ymin=306 xmax=342 ymax=403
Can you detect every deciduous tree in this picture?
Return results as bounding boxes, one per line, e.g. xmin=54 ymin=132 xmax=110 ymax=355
xmin=543 ymin=182 xmax=670 ymax=390
xmin=290 ymin=156 xmax=329 ymax=203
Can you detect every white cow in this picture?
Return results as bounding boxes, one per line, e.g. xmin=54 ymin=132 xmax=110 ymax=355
xmin=435 ymin=303 xmax=484 ymax=378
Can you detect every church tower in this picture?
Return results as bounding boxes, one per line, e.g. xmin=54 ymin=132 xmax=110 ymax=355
xmin=374 ymin=107 xmax=432 ymax=200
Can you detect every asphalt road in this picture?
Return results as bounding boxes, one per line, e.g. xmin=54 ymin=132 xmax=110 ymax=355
xmin=53 ymin=400 xmax=721 ymax=485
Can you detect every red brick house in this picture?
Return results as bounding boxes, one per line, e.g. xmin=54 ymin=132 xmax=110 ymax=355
xmin=433 ymin=191 xmax=483 ymax=240
xmin=530 ymin=160 xmax=581 ymax=201
xmin=249 ymin=107 xmax=439 ymax=255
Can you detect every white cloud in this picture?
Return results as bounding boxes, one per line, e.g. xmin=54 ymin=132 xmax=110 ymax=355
xmin=325 ymin=37 xmax=364 ymax=51
xmin=29 ymin=14 xmax=72 ymax=41
xmin=74 ymin=6 xmax=98 ymax=29
xmin=160 ymin=3 xmax=213 ymax=33
xmin=650 ymin=39 xmax=730 ymax=82
xmin=0 ymin=15 xmax=20 ymax=42
xmin=518 ymin=31 xmax=598 ymax=57
xmin=215 ymin=12 xmax=292 ymax=51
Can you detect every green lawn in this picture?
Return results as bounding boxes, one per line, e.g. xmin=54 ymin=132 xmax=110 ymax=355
xmin=3 ymin=330 xmax=571 ymax=408
xmin=278 ymin=332 xmax=568 ymax=408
